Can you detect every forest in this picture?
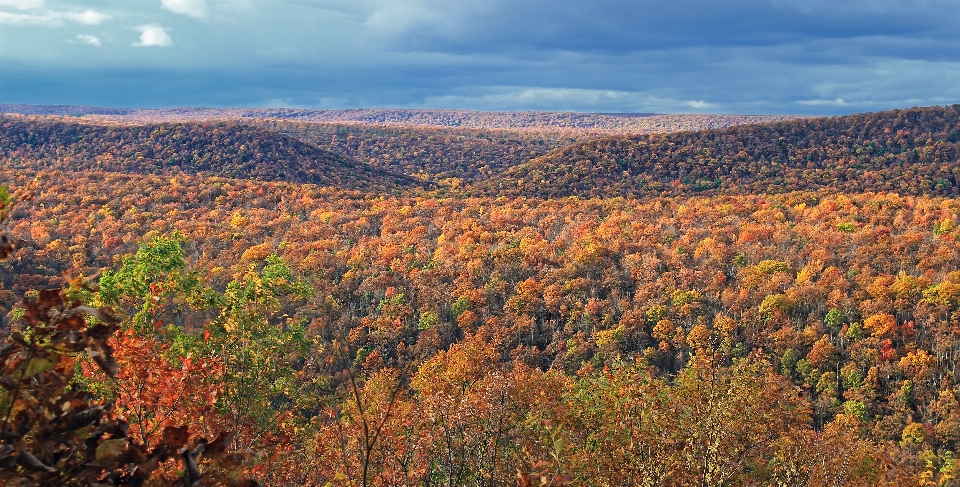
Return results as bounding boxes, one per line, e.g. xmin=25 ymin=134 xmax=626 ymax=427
xmin=2 ymin=105 xmax=960 ymax=485
xmin=0 ymin=105 xmax=795 ymax=133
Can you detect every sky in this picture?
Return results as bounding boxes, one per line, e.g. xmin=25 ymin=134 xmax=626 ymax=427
xmin=2 ymin=0 xmax=960 ymax=115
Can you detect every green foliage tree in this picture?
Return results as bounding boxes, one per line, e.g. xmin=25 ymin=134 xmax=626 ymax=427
xmin=0 ymin=184 xmax=254 ymax=486
xmin=203 ymin=254 xmax=315 ymax=449
xmin=97 ymin=232 xmax=217 ymax=335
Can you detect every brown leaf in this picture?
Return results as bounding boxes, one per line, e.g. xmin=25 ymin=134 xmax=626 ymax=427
xmin=160 ymin=425 xmax=190 ymax=449
xmin=74 ymin=305 xmax=120 ymax=325
xmin=203 ymin=432 xmax=234 ymax=460
xmin=0 ymin=235 xmax=12 ymax=259
xmin=95 ymin=438 xmax=127 ymax=461
xmin=16 ymin=450 xmax=56 ymax=473
xmin=61 ymin=405 xmax=105 ymax=431
xmin=0 ymin=343 xmax=16 ymax=361
xmin=89 ymin=343 xmax=118 ymax=377
xmin=517 ymin=471 xmax=532 ymax=487
xmin=86 ymin=323 xmax=117 ymax=342
xmin=117 ymin=442 xmax=148 ymax=465
xmin=36 ymin=289 xmax=65 ymax=312
xmin=58 ymin=314 xmax=86 ymax=331
xmin=50 ymin=329 xmax=87 ymax=352
xmin=220 ymin=453 xmax=248 ymax=482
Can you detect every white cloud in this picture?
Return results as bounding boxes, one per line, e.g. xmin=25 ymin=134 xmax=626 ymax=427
xmin=421 ymin=86 xmax=723 ymax=113
xmin=796 ymin=98 xmax=853 ymax=106
xmin=0 ymin=0 xmax=43 ymax=9
xmin=65 ymin=9 xmax=108 ymax=25
xmin=0 ymin=8 xmax=109 ymax=26
xmin=133 ymin=24 xmax=172 ymax=47
xmin=74 ymin=34 xmax=101 ymax=46
xmin=686 ymin=100 xmax=717 ymax=108
xmin=161 ymin=0 xmax=207 ymax=18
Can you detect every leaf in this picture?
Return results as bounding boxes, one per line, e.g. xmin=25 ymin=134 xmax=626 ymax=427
xmin=0 ymin=392 xmax=12 ymax=416
xmin=0 ymin=235 xmax=12 ymax=260
xmin=36 ymin=289 xmax=65 ymax=312
xmin=89 ymin=344 xmax=118 ymax=377
xmin=62 ymin=406 xmax=106 ymax=431
xmin=50 ymin=329 xmax=86 ymax=352
xmin=95 ymin=438 xmax=128 ymax=461
xmin=23 ymin=357 xmax=55 ymax=378
xmin=75 ymin=305 xmax=120 ymax=325
xmin=220 ymin=453 xmax=248 ymax=481
xmin=17 ymin=450 xmax=56 ymax=473
xmin=204 ymin=432 xmax=234 ymax=460
xmin=0 ymin=343 xmax=16 ymax=361
xmin=160 ymin=425 xmax=190 ymax=449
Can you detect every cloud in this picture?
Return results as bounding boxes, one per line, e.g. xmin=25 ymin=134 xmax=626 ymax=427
xmin=0 ymin=8 xmax=109 ymax=26
xmin=796 ymin=98 xmax=853 ymax=107
xmin=65 ymin=9 xmax=108 ymax=25
xmin=0 ymin=0 xmax=43 ymax=9
xmin=73 ymin=34 xmax=101 ymax=46
xmin=353 ymin=0 xmax=960 ymax=58
xmin=133 ymin=24 xmax=172 ymax=47
xmin=686 ymin=100 xmax=716 ymax=109
xmin=161 ymin=0 xmax=207 ymax=18
xmin=3 ymin=0 xmax=960 ymax=115
xmin=420 ymin=86 xmax=722 ymax=113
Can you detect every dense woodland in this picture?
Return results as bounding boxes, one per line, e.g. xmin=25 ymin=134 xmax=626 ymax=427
xmin=2 ymin=106 xmax=960 ymax=485
xmin=258 ymin=120 xmax=582 ymax=183
xmin=0 ymin=104 xmax=796 ymax=133
xmin=484 ymin=105 xmax=960 ymax=198
xmin=0 ymin=116 xmax=419 ymax=191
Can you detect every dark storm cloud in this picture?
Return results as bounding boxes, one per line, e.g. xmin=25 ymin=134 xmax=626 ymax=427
xmin=1 ymin=0 xmax=959 ymax=114
xmin=364 ymin=0 xmax=957 ymax=54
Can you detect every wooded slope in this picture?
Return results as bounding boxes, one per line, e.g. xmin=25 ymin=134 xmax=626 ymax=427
xmin=0 ymin=104 xmax=797 ymax=133
xmin=480 ymin=105 xmax=960 ymax=198
xmin=259 ymin=120 xmax=581 ymax=183
xmin=0 ymin=115 xmax=422 ymax=191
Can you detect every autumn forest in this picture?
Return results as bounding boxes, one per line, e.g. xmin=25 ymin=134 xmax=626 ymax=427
xmin=3 ymin=105 xmax=960 ymax=485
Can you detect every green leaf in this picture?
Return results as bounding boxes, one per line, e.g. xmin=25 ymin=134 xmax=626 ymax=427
xmin=0 ymin=392 xmax=12 ymax=414
xmin=23 ymin=358 xmax=55 ymax=378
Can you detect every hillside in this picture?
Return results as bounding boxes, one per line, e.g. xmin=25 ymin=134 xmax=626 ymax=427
xmin=0 ymin=115 xmax=422 ymax=191
xmin=8 ymin=105 xmax=960 ymax=484
xmin=0 ymin=104 xmax=798 ymax=134
xmin=478 ymin=105 xmax=960 ymax=198
xmin=258 ymin=120 xmax=583 ymax=182
xmin=4 ymin=166 xmax=960 ymax=484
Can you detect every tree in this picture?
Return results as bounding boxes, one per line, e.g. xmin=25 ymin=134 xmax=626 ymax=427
xmin=203 ymin=254 xmax=315 ymax=451
xmin=0 ymin=187 xmax=253 ymax=486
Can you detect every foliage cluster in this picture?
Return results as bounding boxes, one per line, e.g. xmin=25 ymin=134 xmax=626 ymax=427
xmin=0 ymin=189 xmax=255 ymax=486
xmin=484 ymin=105 xmax=960 ymax=198
xmin=7 ymin=105 xmax=960 ymax=484
xmin=0 ymin=116 xmax=417 ymax=191
xmin=0 ymin=105 xmax=794 ymax=133
xmin=259 ymin=120 xmax=581 ymax=184
xmin=5 ymin=167 xmax=960 ymax=482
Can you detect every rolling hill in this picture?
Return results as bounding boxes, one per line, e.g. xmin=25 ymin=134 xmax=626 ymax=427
xmin=0 ymin=115 xmax=423 ymax=191
xmin=475 ymin=105 xmax=960 ymax=198
xmin=257 ymin=120 xmax=583 ymax=183
xmin=0 ymin=104 xmax=798 ymax=134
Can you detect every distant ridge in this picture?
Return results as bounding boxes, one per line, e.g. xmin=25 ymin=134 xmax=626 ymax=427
xmin=0 ymin=115 xmax=422 ymax=191
xmin=0 ymin=104 xmax=799 ymax=134
xmin=0 ymin=104 xmax=135 ymax=116
xmin=475 ymin=105 xmax=960 ymax=198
